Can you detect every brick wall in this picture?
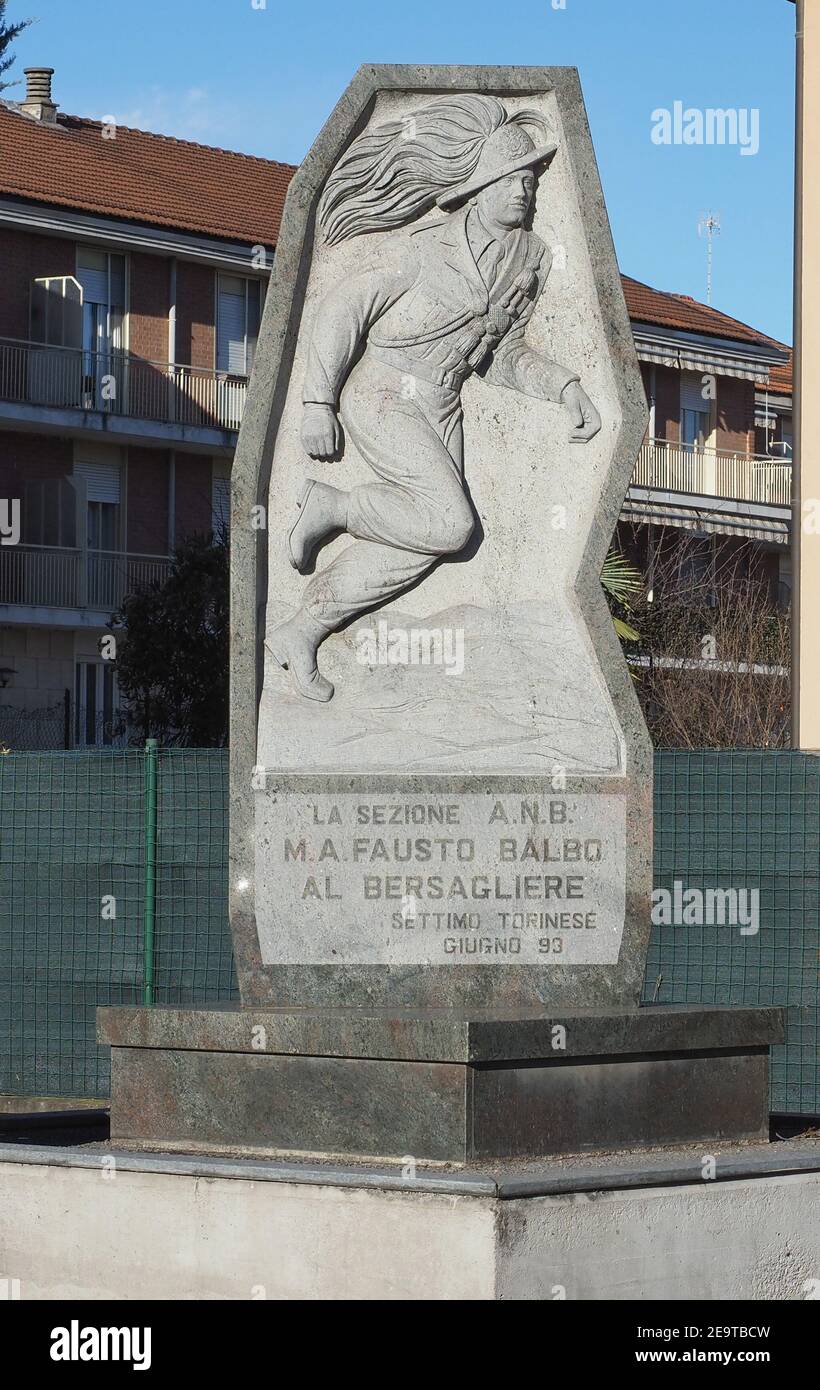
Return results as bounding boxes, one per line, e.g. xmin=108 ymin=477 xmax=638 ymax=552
xmin=0 ymin=229 xmax=217 ymax=371
xmin=0 ymin=228 xmax=75 ymax=339
xmin=174 ymin=454 xmax=213 ymax=543
xmin=0 ymin=432 xmax=73 ymax=500
xmin=129 ymin=253 xmax=169 ymax=363
xmin=649 ymin=368 xmax=756 ymax=454
xmin=176 ymin=263 xmax=215 ymax=370
xmin=126 ymin=448 xmax=169 ymax=554
xmin=717 ymin=378 xmax=755 ymax=454
xmin=654 ymin=365 xmax=680 ymax=442
xmin=639 ymin=363 xmax=651 ymax=442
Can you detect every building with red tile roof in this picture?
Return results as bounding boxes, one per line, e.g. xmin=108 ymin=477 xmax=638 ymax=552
xmin=0 ymin=68 xmax=795 ymax=746
xmin=0 ymin=99 xmax=296 ymax=245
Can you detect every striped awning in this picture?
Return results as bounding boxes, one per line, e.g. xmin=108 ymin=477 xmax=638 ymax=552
xmin=621 ymin=495 xmax=790 ymax=545
xmin=634 ymin=337 xmax=771 ymax=384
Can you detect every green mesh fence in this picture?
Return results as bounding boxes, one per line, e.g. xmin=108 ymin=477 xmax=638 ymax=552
xmin=153 ymin=749 xmax=236 ymax=1006
xmin=0 ymin=747 xmax=234 ymax=1100
xmin=0 ymin=747 xmax=817 ymax=1112
xmin=645 ymin=751 xmax=820 ymax=1116
xmin=0 ymin=751 xmax=145 ymax=1098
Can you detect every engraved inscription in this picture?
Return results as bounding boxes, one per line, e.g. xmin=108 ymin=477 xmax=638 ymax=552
xmin=255 ymin=790 xmax=626 ymax=966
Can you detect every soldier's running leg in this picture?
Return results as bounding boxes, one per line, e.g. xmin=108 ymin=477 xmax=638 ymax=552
xmin=270 ymin=361 xmax=473 ymax=700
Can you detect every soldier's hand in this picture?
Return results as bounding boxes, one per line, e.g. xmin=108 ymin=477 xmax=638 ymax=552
xmin=301 ymin=404 xmax=341 ymax=460
xmin=499 ymin=284 xmax=529 ymax=318
xmin=562 ymin=382 xmax=602 ymax=443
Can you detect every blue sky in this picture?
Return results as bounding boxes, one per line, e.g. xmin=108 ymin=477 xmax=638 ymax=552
xmin=8 ymin=0 xmax=796 ymax=343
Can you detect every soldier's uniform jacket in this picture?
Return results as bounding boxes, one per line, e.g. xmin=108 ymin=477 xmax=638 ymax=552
xmin=303 ymin=203 xmax=579 ymax=406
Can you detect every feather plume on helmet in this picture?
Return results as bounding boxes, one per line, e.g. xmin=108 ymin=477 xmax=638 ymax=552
xmin=319 ymin=94 xmax=556 ymax=245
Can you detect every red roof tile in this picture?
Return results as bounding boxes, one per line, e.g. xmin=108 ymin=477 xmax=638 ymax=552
xmin=766 ymin=351 xmax=793 ymax=395
xmin=0 ymin=102 xmax=296 ymax=245
xmin=621 ymin=274 xmax=785 ymax=352
xmin=0 ymin=105 xmax=793 ymax=393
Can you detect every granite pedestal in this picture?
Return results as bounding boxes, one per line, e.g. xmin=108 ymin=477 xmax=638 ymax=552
xmin=97 ymin=1004 xmax=785 ymax=1164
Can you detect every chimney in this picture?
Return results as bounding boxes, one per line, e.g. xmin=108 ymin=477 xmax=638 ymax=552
xmin=21 ymin=68 xmax=57 ymax=123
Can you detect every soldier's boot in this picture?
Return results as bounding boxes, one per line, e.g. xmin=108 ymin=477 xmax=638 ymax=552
xmin=287 ymin=478 xmax=349 ymax=572
xmin=267 ymin=608 xmax=334 ymax=703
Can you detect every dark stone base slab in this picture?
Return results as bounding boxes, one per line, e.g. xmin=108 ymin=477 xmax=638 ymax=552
xmin=98 ymin=1004 xmax=785 ymax=1164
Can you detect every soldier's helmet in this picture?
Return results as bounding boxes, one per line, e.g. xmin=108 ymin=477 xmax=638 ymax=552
xmin=437 ymin=121 xmax=557 ymax=210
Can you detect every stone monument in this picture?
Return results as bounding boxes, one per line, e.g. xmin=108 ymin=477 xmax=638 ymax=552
xmin=99 ymin=67 xmax=783 ymax=1165
xmin=245 ymin=65 xmax=650 ymax=1006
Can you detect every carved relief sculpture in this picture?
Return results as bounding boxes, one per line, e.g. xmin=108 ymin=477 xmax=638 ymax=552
xmin=268 ymin=95 xmax=602 ymax=702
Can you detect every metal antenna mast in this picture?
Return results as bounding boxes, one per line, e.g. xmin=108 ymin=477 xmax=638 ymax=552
xmin=698 ymin=211 xmax=721 ymax=305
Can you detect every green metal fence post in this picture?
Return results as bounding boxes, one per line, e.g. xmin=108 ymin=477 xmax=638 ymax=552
xmin=143 ymin=738 xmax=158 ymax=1006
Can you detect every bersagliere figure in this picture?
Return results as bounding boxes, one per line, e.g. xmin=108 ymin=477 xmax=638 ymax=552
xmin=268 ymin=94 xmax=601 ymax=701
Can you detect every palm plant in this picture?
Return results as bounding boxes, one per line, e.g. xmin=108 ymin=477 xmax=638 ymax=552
xmin=600 ymin=547 xmax=641 ymax=643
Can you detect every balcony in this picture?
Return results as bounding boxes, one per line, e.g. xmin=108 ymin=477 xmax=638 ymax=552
xmin=0 ymin=544 xmax=171 ymax=614
xmin=0 ymin=338 xmax=247 ymax=436
xmin=632 ymin=439 xmax=792 ymax=508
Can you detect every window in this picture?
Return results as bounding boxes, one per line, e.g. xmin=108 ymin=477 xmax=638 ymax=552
xmin=680 ymin=372 xmax=710 ymax=451
xmin=216 ymin=275 xmax=261 ymax=376
xmin=21 ymin=477 xmax=77 ymax=548
xmin=76 ymin=247 xmax=126 ymax=357
xmin=87 ymin=501 xmax=119 ymax=551
xmin=75 ymin=661 xmax=119 ymax=747
xmin=681 ymin=408 xmax=709 ymax=451
xmin=76 ymin=248 xmax=127 ymax=411
xmin=73 ymin=447 xmax=123 ymax=553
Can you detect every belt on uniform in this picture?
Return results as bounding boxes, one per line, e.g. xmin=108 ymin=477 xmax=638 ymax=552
xmin=367 ymin=345 xmax=469 ymax=393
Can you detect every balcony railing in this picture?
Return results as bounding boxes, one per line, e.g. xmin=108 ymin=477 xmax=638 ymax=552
xmin=632 ymin=439 xmax=792 ymax=508
xmin=0 ymin=544 xmax=171 ymax=610
xmin=0 ymin=338 xmax=248 ymax=432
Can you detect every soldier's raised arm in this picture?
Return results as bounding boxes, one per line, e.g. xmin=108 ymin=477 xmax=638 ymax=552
xmin=482 ymin=247 xmax=601 ymax=443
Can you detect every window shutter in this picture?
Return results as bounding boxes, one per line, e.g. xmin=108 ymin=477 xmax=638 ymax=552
xmin=217 ymin=282 xmax=247 ymax=375
xmin=76 ymin=266 xmax=110 ymax=305
xmin=680 ymin=372 xmax=708 ymax=413
xmin=74 ymin=461 xmax=121 ymax=504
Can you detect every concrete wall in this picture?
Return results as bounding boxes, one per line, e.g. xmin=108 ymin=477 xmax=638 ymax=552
xmin=498 ymin=1173 xmax=820 ymax=1300
xmin=1 ymin=1153 xmax=818 ymax=1300
xmin=0 ymin=1157 xmax=495 ymax=1301
xmin=0 ymin=625 xmax=74 ymax=711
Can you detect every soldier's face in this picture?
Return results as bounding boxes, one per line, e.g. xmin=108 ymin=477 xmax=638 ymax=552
xmin=476 ymin=170 xmax=534 ymax=229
